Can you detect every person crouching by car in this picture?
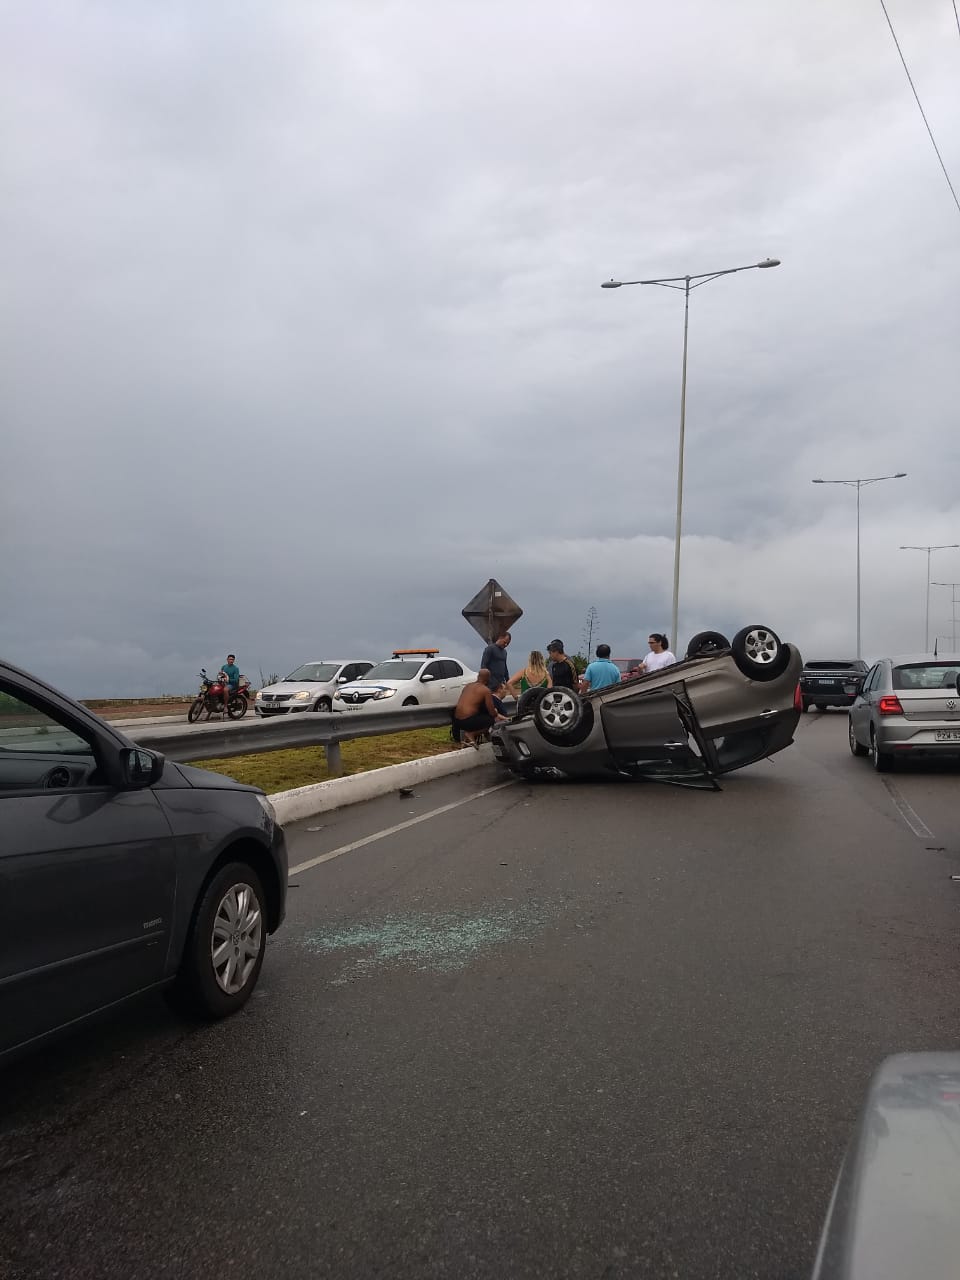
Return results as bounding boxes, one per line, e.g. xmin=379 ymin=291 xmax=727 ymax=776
xmin=451 ymin=669 xmax=509 ymax=748
xmin=580 ymin=643 xmax=622 ymax=693
xmin=546 ymin=640 xmax=579 ymax=690
xmin=638 ymin=633 xmax=677 ymax=674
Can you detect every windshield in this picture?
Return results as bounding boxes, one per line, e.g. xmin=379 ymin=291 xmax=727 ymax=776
xmin=282 ymin=663 xmax=341 ymax=683
xmin=893 ymin=663 xmax=960 ymax=690
xmin=362 ymin=660 xmax=423 ymax=682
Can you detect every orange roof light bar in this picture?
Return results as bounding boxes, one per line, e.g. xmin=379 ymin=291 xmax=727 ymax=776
xmin=392 ymin=648 xmax=440 ymax=657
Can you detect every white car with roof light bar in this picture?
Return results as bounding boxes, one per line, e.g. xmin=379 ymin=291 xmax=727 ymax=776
xmin=333 ymin=649 xmax=475 ymax=713
xmin=255 ymin=659 xmax=375 ymax=716
xmin=848 ymin=656 xmax=960 ymax=771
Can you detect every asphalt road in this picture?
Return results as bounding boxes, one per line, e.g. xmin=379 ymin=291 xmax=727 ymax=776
xmin=3 ymin=712 xmax=959 ymax=1279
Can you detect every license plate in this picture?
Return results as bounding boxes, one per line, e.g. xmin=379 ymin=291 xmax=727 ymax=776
xmin=342 ymin=702 xmax=364 ymax=710
xmin=817 ymin=679 xmax=835 ymax=686
xmin=935 ymin=729 xmax=960 ymax=742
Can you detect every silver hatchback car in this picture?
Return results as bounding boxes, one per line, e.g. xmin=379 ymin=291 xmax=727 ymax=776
xmin=848 ymin=656 xmax=960 ymax=771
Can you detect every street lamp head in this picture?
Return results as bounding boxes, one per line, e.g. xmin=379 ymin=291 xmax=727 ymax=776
xmin=601 ymin=280 xmax=622 ymax=289
xmin=894 ymin=472 xmax=907 ymax=478
xmin=757 ymin=258 xmax=781 ymax=269
xmin=811 ymin=479 xmax=825 ymax=484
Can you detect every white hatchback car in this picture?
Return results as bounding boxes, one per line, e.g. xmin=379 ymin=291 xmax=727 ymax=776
xmin=255 ymin=659 xmax=375 ymax=716
xmin=333 ymin=649 xmax=475 ymax=713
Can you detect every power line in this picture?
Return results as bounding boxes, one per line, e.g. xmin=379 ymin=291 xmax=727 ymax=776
xmin=953 ymin=0 xmax=960 ymax=42
xmin=878 ymin=0 xmax=960 ymax=218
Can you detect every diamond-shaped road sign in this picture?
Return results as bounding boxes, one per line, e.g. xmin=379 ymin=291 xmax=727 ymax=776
xmin=462 ymin=579 xmax=523 ymax=644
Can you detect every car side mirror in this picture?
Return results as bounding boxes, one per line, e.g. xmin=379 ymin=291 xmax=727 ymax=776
xmin=338 ymin=675 xmax=349 ymax=682
xmin=120 ymin=747 xmax=164 ymax=788
xmin=420 ymin=674 xmax=435 ymax=682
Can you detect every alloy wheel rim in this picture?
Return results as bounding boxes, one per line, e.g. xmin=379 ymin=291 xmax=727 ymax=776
xmin=744 ymin=628 xmax=778 ymax=665
xmin=540 ymin=689 xmax=577 ymax=728
xmin=211 ymin=883 xmax=262 ymax=994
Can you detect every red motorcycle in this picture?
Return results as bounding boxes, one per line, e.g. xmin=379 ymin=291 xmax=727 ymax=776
xmin=187 ymin=669 xmax=251 ymax=722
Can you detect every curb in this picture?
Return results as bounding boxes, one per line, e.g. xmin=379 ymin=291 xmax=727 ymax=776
xmin=269 ymin=744 xmax=497 ymax=824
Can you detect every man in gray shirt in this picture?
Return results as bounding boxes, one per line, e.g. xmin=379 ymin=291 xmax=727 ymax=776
xmin=479 ymin=632 xmax=511 ymax=695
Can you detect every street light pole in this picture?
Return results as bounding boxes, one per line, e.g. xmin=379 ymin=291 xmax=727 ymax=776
xmin=899 ymin=545 xmax=960 ymax=651
xmin=602 ymin=257 xmax=780 ymax=652
xmin=811 ymin=474 xmax=906 ymax=659
xmin=932 ymin=582 xmax=960 ymax=652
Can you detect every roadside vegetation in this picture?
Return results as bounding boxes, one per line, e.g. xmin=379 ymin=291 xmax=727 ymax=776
xmin=191 ymin=726 xmax=460 ymax=793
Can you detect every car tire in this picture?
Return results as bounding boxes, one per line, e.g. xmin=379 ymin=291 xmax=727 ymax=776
xmin=187 ymin=697 xmax=205 ymax=724
xmin=685 ymin=630 xmax=731 ymax=659
xmin=730 ymin=625 xmax=790 ymax=682
xmin=815 ymin=703 xmax=827 ymax=712
xmin=870 ymin=729 xmax=894 ymax=772
xmin=517 ymin=687 xmax=548 ymax=718
xmin=801 ymin=697 xmax=811 ymax=712
xmin=314 ymin=697 xmax=332 ymax=713
xmin=848 ymin=717 xmax=868 ymax=757
xmin=169 ymin=862 xmax=267 ymax=1020
xmin=402 ymin=697 xmax=418 ymax=707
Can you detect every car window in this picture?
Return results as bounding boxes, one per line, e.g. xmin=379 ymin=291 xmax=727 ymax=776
xmin=356 ymin=662 xmax=373 ymax=677
xmin=0 ymin=685 xmax=100 ymax=791
xmin=862 ymin=665 xmax=879 ymax=693
xmin=423 ymin=661 xmax=445 ymax=679
xmin=893 ymin=663 xmax=960 ymax=690
xmin=441 ymin=660 xmax=464 ymax=678
xmin=340 ymin=664 xmax=359 ymax=682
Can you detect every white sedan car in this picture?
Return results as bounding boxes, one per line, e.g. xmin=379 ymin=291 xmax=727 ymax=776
xmin=255 ymin=659 xmax=375 ymax=716
xmin=333 ymin=650 xmax=475 ymax=713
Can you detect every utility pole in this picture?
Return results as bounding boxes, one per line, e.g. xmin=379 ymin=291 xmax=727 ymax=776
xmin=932 ymin=582 xmax=960 ymax=652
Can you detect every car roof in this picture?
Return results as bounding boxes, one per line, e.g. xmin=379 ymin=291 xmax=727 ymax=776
xmin=804 ymin=658 xmax=861 ymax=666
xmin=879 ymin=655 xmax=960 ymax=666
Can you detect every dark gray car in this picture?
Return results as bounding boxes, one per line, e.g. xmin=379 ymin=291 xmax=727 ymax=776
xmin=490 ymin=624 xmax=802 ymax=784
xmin=0 ymin=659 xmax=287 ymax=1063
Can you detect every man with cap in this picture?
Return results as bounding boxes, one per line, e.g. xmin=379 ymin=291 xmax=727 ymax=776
xmin=546 ymin=639 xmax=579 ymax=690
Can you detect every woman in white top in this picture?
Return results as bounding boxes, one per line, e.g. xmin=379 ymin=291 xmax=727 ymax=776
xmin=639 ymin=633 xmax=677 ymax=674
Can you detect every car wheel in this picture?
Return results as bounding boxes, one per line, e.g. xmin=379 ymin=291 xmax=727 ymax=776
xmin=815 ymin=703 xmax=827 ymax=712
xmin=849 ymin=717 xmax=868 ymax=757
xmin=402 ymin=697 xmax=418 ymax=707
xmin=801 ymin=697 xmax=811 ymax=712
xmin=534 ymin=687 xmax=584 ymax=736
xmin=314 ymin=697 xmax=332 ymax=713
xmin=685 ymin=630 xmax=731 ymax=659
xmin=517 ymin=686 xmax=548 ymax=718
xmin=170 ymin=862 xmax=267 ymax=1019
xmin=730 ymin=624 xmax=790 ymax=682
xmin=187 ymin=697 xmax=205 ymax=724
xmin=870 ymin=728 xmax=894 ymax=772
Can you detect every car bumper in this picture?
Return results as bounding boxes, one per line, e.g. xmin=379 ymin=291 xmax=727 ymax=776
xmin=801 ymin=684 xmax=860 ymax=707
xmin=255 ymin=703 xmax=315 ymax=715
xmin=876 ymin=722 xmax=960 ymax=754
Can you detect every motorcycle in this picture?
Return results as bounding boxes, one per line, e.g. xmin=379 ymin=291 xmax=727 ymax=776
xmin=187 ymin=668 xmax=251 ymax=722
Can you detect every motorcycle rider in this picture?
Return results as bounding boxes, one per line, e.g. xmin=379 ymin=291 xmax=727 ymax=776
xmin=219 ymin=653 xmax=240 ymax=716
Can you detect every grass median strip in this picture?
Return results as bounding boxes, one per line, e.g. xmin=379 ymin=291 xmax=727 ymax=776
xmin=191 ymin=726 xmax=460 ymax=793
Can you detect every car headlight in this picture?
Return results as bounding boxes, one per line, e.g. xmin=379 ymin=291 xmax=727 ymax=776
xmin=334 ymin=690 xmax=344 ymax=701
xmin=374 ymin=688 xmax=397 ymax=699
xmin=293 ymin=690 xmax=312 ymax=701
xmin=256 ymin=795 xmax=276 ymax=827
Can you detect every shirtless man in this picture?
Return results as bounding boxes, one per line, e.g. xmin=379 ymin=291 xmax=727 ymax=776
xmin=451 ymin=669 xmax=508 ymax=747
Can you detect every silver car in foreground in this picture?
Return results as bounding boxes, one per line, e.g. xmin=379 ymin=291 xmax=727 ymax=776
xmin=848 ymin=656 xmax=960 ymax=771
xmin=490 ymin=624 xmax=802 ymax=787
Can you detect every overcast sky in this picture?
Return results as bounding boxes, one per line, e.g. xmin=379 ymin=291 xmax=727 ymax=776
xmin=3 ymin=0 xmax=959 ymax=696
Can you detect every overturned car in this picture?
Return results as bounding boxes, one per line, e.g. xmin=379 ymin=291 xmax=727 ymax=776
xmin=490 ymin=624 xmax=802 ymax=786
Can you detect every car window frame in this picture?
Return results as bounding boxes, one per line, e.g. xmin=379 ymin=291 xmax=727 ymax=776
xmin=423 ymin=660 xmax=446 ymax=680
xmin=0 ymin=677 xmax=114 ymax=797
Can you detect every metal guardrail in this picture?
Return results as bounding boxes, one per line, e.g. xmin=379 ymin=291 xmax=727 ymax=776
xmin=131 ymin=706 xmax=464 ymax=776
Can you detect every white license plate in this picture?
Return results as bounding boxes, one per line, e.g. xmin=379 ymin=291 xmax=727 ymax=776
xmin=935 ymin=729 xmax=960 ymax=742
xmin=817 ymin=679 xmax=835 ymax=685
xmin=342 ymin=702 xmax=364 ymax=710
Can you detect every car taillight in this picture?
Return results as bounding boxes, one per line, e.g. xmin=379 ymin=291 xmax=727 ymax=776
xmin=794 ymin=683 xmax=802 ymax=711
xmin=878 ymin=695 xmax=904 ymax=715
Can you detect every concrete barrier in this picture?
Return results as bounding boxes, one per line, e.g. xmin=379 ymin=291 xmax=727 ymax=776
xmin=269 ymin=743 xmax=497 ymax=824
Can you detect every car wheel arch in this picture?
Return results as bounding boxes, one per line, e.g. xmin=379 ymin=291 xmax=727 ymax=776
xmin=188 ymin=839 xmax=284 ymax=939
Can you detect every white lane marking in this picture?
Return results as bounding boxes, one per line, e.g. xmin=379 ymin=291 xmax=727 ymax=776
xmin=288 ymin=781 xmax=515 ymax=876
xmin=880 ymin=776 xmax=934 ymax=839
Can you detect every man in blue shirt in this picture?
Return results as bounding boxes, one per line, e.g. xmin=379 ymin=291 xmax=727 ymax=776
xmin=219 ymin=653 xmax=240 ymax=716
xmin=581 ymin=644 xmax=621 ymax=693
xmin=479 ymin=632 xmax=511 ymax=700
